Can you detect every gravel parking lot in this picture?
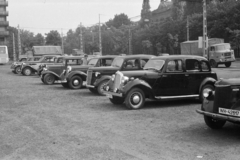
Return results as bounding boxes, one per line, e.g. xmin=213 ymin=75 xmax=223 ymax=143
xmin=1 ymin=64 xmax=240 ymax=160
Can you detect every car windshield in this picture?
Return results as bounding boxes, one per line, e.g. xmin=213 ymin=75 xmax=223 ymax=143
xmin=38 ymin=56 xmax=45 ymax=61
xmin=88 ymin=58 xmax=98 ymax=66
xmin=111 ymin=57 xmax=124 ymax=67
xmin=143 ymin=59 xmax=165 ymax=71
xmin=216 ymin=44 xmax=231 ymax=51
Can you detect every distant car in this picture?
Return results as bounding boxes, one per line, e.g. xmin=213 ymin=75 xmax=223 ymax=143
xmin=20 ymin=55 xmax=64 ymax=76
xmin=103 ymin=55 xmax=218 ymax=109
xmin=40 ymin=56 xmax=85 ymax=85
xmin=11 ymin=56 xmax=42 ymax=74
xmin=59 ymin=55 xmax=117 ymax=89
xmin=86 ymin=54 xmax=155 ymax=95
xmin=196 ymin=78 xmax=240 ymax=129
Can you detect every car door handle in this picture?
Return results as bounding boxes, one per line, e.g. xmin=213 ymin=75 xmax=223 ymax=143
xmin=162 ymin=75 xmax=167 ymax=77
xmin=185 ymin=74 xmax=189 ymax=76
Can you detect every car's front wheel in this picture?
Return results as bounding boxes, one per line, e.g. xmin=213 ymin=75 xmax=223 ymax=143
xmin=23 ymin=67 xmax=32 ymax=76
xmin=125 ymin=88 xmax=145 ymax=109
xmin=204 ymin=115 xmax=226 ymax=129
xmin=15 ymin=66 xmax=21 ymax=74
xmin=68 ymin=76 xmax=83 ymax=89
xmin=210 ymin=59 xmax=218 ymax=68
xmin=44 ymin=73 xmax=55 ymax=85
xmin=97 ymin=80 xmax=109 ymax=96
xmin=109 ymin=96 xmax=124 ymax=105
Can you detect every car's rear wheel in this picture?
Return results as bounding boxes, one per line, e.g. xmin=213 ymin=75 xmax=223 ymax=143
xmin=61 ymin=83 xmax=69 ymax=88
xmin=225 ymin=62 xmax=231 ymax=68
xmin=15 ymin=66 xmax=21 ymax=74
xmin=125 ymin=88 xmax=145 ymax=110
xmin=44 ymin=73 xmax=55 ymax=85
xmin=210 ymin=59 xmax=218 ymax=68
xmin=109 ymin=96 xmax=124 ymax=105
xmin=204 ymin=115 xmax=226 ymax=129
xmin=23 ymin=67 xmax=32 ymax=76
xmin=97 ymin=80 xmax=109 ymax=96
xmin=200 ymin=84 xmax=214 ymax=102
xmin=68 ymin=76 xmax=83 ymax=89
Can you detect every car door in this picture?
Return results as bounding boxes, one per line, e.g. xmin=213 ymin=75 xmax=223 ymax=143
xmin=155 ymin=59 xmax=188 ymax=96
xmin=185 ymin=59 xmax=204 ymax=94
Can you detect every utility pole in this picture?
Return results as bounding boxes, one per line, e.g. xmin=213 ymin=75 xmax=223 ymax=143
xmin=187 ymin=16 xmax=189 ymax=41
xmin=99 ymin=14 xmax=102 ymax=55
xmin=12 ymin=33 xmax=16 ymax=62
xmin=17 ymin=25 xmax=21 ymax=61
xmin=61 ymin=29 xmax=64 ymax=54
xmin=128 ymin=27 xmax=132 ymax=55
xmin=79 ymin=23 xmax=83 ymax=54
xmin=203 ymin=0 xmax=208 ymax=58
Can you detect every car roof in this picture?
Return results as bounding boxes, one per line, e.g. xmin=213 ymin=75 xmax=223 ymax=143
xmin=118 ymin=54 xmax=155 ymax=59
xmin=63 ymin=56 xmax=84 ymax=60
xmin=151 ymin=55 xmax=208 ymax=61
xmin=89 ymin=55 xmax=118 ymax=59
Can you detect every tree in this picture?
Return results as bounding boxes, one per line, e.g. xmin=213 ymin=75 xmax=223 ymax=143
xmin=45 ymin=30 xmax=61 ymax=46
xmin=106 ymin=13 xmax=131 ymax=29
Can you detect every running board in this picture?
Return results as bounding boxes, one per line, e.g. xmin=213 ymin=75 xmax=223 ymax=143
xmin=155 ymin=94 xmax=199 ymax=100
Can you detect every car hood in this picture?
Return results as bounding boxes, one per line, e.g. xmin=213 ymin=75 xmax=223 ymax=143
xmin=215 ymin=78 xmax=240 ymax=86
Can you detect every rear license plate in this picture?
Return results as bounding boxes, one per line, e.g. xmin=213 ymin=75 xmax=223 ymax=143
xmin=219 ymin=108 xmax=240 ymax=117
xmin=106 ymin=94 xmax=112 ymax=99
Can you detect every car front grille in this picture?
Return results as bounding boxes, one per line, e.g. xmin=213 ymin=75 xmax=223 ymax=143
xmin=87 ymin=70 xmax=93 ymax=85
xmin=113 ymin=71 xmax=123 ymax=91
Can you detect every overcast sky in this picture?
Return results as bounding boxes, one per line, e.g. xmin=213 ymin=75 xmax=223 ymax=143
xmin=8 ymin=0 xmax=161 ymax=36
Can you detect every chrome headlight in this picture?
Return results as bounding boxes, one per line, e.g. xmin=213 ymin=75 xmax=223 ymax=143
xmin=43 ymin=67 xmax=48 ymax=71
xmin=95 ymin=72 xmax=101 ymax=77
xmin=121 ymin=76 xmax=129 ymax=84
xmin=203 ymin=88 xmax=213 ymax=98
xmin=111 ymin=74 xmax=115 ymax=81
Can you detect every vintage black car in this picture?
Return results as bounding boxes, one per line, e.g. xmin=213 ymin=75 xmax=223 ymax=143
xmin=103 ymin=55 xmax=218 ymax=109
xmin=60 ymin=55 xmax=117 ymax=89
xmin=86 ymin=54 xmax=155 ymax=95
xmin=196 ymin=78 xmax=240 ymax=129
xmin=40 ymin=56 xmax=85 ymax=85
xmin=20 ymin=55 xmax=64 ymax=76
xmin=11 ymin=56 xmax=42 ymax=74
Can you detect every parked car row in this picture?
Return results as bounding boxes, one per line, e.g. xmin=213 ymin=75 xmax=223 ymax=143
xmin=10 ymin=54 xmax=240 ymax=130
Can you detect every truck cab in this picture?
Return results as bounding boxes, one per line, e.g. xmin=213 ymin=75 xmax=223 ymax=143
xmin=208 ymin=43 xmax=235 ymax=68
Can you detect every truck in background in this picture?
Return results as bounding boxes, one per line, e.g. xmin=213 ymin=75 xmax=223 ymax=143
xmin=0 ymin=45 xmax=8 ymax=64
xmin=19 ymin=46 xmax=63 ymax=61
xmin=180 ymin=38 xmax=235 ymax=67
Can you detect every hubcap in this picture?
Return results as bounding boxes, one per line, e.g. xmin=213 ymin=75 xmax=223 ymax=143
xmin=132 ymin=94 xmax=140 ymax=104
xmin=16 ymin=67 xmax=20 ymax=73
xmin=73 ymin=79 xmax=79 ymax=86
xmin=25 ymin=69 xmax=31 ymax=75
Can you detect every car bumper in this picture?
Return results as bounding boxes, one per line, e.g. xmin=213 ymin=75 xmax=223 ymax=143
xmin=86 ymin=84 xmax=95 ymax=88
xmin=196 ymin=109 xmax=240 ymax=122
xmin=103 ymin=91 xmax=123 ymax=97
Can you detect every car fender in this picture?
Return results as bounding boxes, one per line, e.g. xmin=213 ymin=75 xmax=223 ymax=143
xmin=94 ymin=75 xmax=111 ymax=87
xmin=42 ymin=70 xmax=60 ymax=79
xmin=199 ymin=77 xmax=217 ymax=93
xmin=66 ymin=71 xmax=87 ymax=81
xmin=122 ymin=79 xmax=153 ymax=97
xmin=22 ymin=66 xmax=34 ymax=72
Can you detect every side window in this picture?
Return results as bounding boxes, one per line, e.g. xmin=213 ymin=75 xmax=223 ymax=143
xmin=140 ymin=59 xmax=148 ymax=68
xmin=123 ymin=59 xmax=139 ymax=70
xmin=166 ymin=60 xmax=183 ymax=72
xmin=101 ymin=59 xmax=113 ymax=66
xmin=201 ymin=61 xmax=210 ymax=71
xmin=186 ymin=59 xmax=200 ymax=72
xmin=77 ymin=59 xmax=83 ymax=65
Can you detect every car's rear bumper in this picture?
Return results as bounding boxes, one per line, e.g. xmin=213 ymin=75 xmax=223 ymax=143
xmin=103 ymin=91 xmax=123 ymax=97
xmin=196 ymin=109 xmax=240 ymax=122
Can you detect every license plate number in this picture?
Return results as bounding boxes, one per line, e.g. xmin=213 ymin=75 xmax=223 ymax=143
xmin=106 ymin=94 xmax=112 ymax=99
xmin=219 ymin=108 xmax=240 ymax=117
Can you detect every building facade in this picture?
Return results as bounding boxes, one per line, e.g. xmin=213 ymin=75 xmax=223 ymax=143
xmin=0 ymin=0 xmax=8 ymax=45
xmin=141 ymin=0 xmax=173 ymax=24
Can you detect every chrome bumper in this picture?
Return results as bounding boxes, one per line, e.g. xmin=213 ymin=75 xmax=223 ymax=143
xmin=196 ymin=109 xmax=240 ymax=122
xmin=103 ymin=91 xmax=123 ymax=97
xmin=86 ymin=84 xmax=95 ymax=88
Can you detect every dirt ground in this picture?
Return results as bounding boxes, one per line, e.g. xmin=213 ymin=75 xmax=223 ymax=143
xmin=1 ymin=64 xmax=240 ymax=160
